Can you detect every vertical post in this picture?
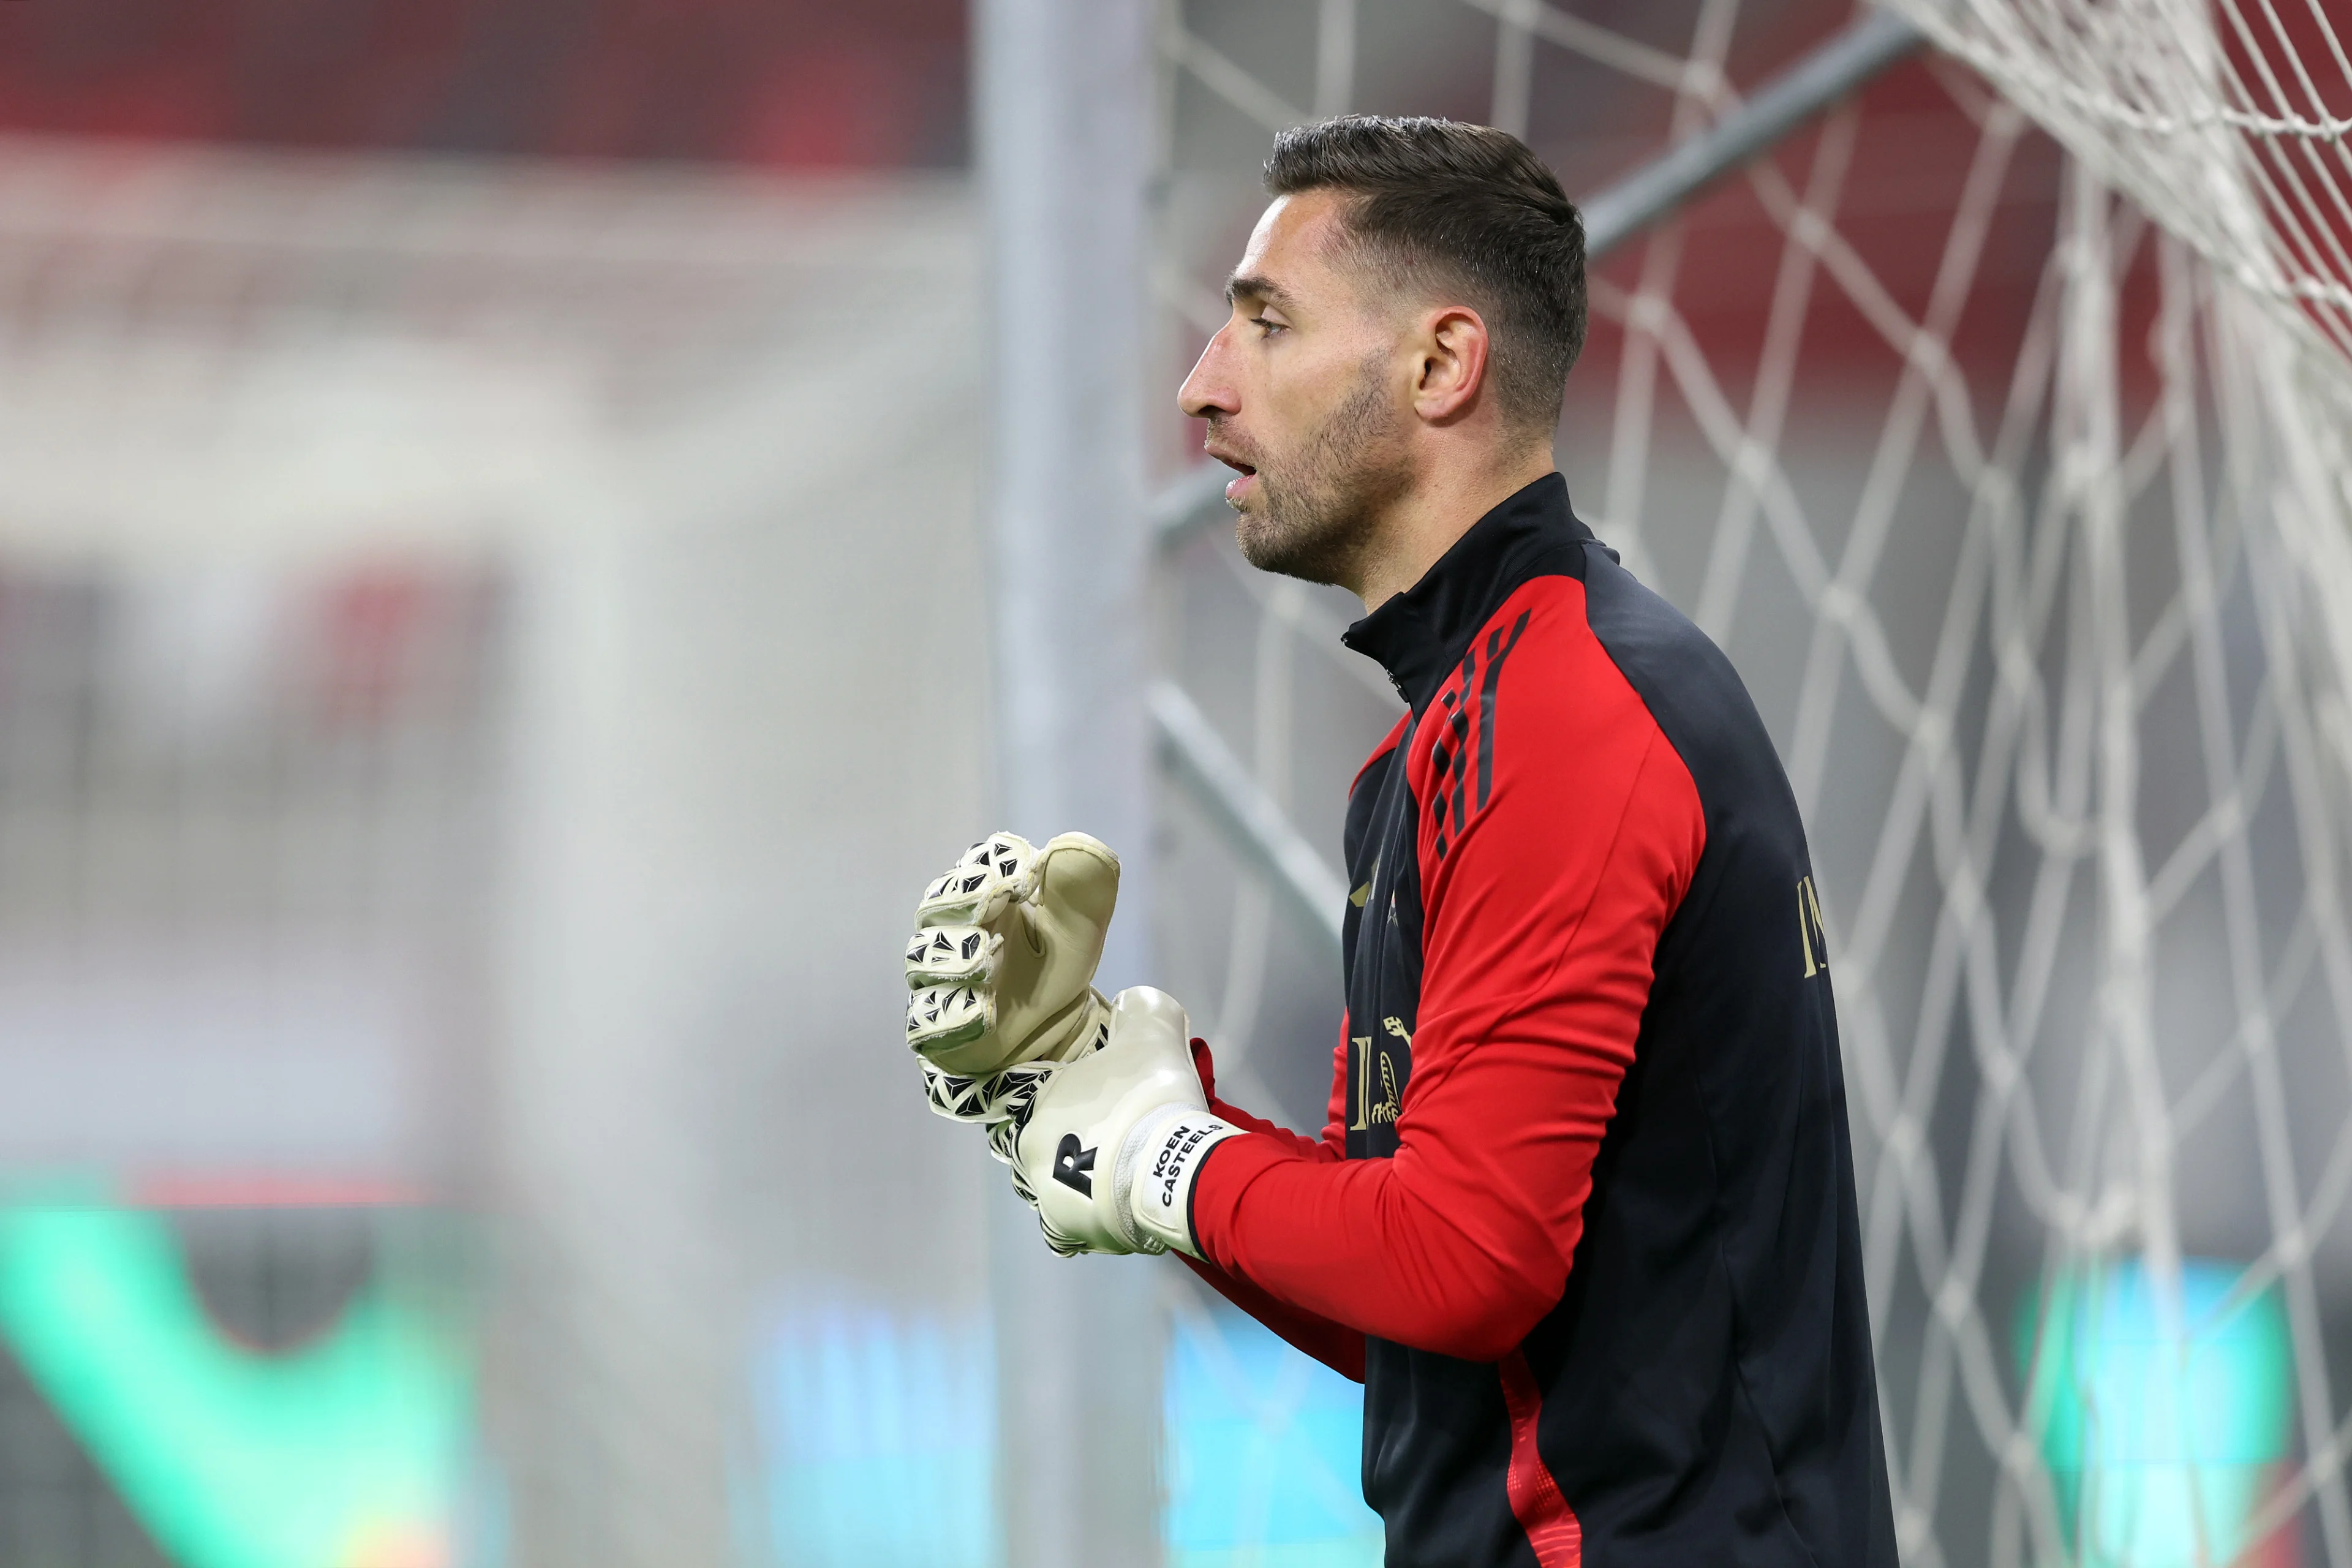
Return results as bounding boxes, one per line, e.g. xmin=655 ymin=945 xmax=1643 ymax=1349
xmin=976 ymin=1 xmax=1163 ymax=1566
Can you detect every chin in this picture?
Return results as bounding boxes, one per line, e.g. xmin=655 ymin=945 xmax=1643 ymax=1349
xmin=1232 ymin=518 xmax=1295 ymax=578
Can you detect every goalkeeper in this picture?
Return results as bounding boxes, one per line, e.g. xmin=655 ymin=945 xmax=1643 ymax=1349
xmin=903 ymin=116 xmax=1895 ymax=1568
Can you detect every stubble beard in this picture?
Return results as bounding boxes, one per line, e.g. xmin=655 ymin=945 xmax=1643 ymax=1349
xmin=1225 ymin=357 xmax=1412 ymax=590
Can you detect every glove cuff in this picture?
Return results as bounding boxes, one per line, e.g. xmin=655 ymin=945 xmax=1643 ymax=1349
xmin=1119 ymin=1106 xmax=1243 ymax=1259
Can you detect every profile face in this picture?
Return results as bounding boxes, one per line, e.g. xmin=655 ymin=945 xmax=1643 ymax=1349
xmin=1178 ymin=189 xmax=1413 ymax=586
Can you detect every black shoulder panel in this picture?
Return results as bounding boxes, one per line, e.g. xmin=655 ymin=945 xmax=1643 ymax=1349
xmin=1535 ymin=538 xmax=1897 ymax=1567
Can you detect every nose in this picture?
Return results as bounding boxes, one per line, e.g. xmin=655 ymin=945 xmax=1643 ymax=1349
xmin=1178 ymin=325 xmax=1238 ymax=421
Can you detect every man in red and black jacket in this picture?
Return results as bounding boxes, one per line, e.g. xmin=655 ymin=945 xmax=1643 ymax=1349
xmin=906 ymin=115 xmax=1894 ymax=1567
xmin=1182 ymin=462 xmax=1891 ymax=1566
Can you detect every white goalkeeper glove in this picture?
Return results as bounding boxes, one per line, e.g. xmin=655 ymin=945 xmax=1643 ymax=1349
xmin=1004 ymin=987 xmax=1243 ymax=1259
xmin=903 ymin=831 xmax=1120 ymax=1127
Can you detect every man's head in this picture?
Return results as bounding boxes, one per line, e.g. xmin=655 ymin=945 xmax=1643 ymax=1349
xmin=1178 ymin=116 xmax=1586 ymax=592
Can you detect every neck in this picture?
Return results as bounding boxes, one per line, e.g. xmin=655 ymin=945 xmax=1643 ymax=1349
xmin=1349 ymin=442 xmax=1558 ymax=611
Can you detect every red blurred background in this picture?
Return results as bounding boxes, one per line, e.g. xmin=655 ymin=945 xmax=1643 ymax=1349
xmin=0 ymin=0 xmax=968 ymax=167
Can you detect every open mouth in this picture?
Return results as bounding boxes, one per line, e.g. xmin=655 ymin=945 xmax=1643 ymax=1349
xmin=1214 ymin=454 xmax=1258 ymax=503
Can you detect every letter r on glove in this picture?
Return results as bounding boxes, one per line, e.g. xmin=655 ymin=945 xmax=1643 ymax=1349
xmin=1052 ymin=1133 xmax=1097 ymax=1197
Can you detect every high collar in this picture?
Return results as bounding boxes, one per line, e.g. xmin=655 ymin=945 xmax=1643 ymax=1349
xmin=1342 ymin=472 xmax=1591 ymax=714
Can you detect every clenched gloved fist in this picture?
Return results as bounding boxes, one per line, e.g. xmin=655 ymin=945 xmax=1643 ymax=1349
xmin=903 ymin=831 xmax=1120 ymax=1128
xmin=1003 ymin=987 xmax=1241 ymax=1259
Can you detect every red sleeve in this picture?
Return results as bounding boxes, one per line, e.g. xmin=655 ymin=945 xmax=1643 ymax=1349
xmin=1189 ymin=581 xmax=1705 ymax=1363
xmin=1178 ymin=1038 xmax=1365 ymax=1380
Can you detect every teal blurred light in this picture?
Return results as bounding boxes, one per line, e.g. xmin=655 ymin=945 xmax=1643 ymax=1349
xmin=0 ymin=1199 xmax=476 ymax=1568
xmin=2018 ymin=1257 xmax=2296 ymax=1567
xmin=753 ymin=1296 xmax=1384 ymax=1567
xmin=755 ymin=1300 xmax=997 ymax=1568
xmin=1164 ymin=1304 xmax=1384 ymax=1568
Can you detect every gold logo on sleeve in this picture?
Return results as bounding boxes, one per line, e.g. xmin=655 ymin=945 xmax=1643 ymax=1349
xmin=1797 ymin=875 xmax=1831 ymax=977
xmin=1349 ymin=1036 xmax=1375 ymax=1130
xmin=1349 ymin=1025 xmax=1404 ymax=1131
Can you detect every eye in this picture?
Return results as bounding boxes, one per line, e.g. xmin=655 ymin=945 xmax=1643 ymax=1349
xmin=1250 ymin=315 xmax=1287 ymax=338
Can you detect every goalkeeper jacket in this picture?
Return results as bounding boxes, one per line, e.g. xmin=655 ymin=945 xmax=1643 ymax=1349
xmin=1182 ymin=472 xmax=1896 ymax=1568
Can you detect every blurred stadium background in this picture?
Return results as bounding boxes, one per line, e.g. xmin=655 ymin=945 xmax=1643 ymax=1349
xmin=0 ymin=2 xmax=2345 ymax=1567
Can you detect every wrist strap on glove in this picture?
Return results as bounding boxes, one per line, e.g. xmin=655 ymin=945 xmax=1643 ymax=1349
xmin=1120 ymin=1107 xmax=1242 ymax=1259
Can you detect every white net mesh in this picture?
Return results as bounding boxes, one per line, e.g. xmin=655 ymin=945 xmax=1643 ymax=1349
xmin=1150 ymin=3 xmax=2352 ymax=1564
xmin=1882 ymin=0 xmax=2352 ymax=383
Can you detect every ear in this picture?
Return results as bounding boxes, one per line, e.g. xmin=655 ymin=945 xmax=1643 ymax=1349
xmin=1409 ymin=305 xmax=1493 ymax=425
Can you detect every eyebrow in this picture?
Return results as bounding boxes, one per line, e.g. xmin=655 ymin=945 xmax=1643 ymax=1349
xmin=1224 ymin=271 xmax=1298 ymax=313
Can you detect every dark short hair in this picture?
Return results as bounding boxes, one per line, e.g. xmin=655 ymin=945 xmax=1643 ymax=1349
xmin=1265 ymin=115 xmax=1586 ymax=432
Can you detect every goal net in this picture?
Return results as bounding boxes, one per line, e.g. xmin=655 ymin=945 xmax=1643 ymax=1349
xmin=1148 ymin=2 xmax=2352 ymax=1565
